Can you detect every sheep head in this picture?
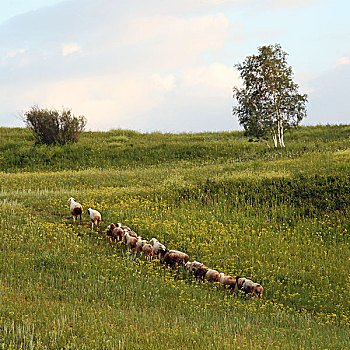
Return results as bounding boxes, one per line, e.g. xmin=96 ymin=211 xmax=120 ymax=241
xmin=150 ymin=238 xmax=157 ymax=246
xmin=254 ymin=284 xmax=263 ymax=298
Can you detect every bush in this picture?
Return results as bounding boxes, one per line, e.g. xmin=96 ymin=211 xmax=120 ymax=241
xmin=24 ymin=106 xmax=87 ymax=145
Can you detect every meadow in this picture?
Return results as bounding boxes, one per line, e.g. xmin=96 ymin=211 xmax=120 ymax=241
xmin=0 ymin=125 xmax=349 ymax=349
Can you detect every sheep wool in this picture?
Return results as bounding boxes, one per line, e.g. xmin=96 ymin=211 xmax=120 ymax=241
xmin=219 ymin=273 xmax=236 ymax=293
xmin=163 ymin=250 xmax=189 ymax=267
xmin=142 ymin=244 xmax=153 ymax=261
xmin=124 ymin=232 xmax=137 ymax=252
xmin=68 ymin=197 xmax=83 ymax=222
xmin=150 ymin=238 xmax=167 ymax=259
xmin=87 ymin=208 xmax=101 ymax=230
xmin=205 ymin=269 xmax=220 ymax=283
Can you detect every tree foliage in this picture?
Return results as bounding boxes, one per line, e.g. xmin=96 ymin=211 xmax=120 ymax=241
xmin=233 ymin=44 xmax=308 ymax=147
xmin=24 ymin=106 xmax=87 ymax=145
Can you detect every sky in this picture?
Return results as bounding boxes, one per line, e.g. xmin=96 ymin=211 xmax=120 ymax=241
xmin=0 ymin=0 xmax=349 ymax=132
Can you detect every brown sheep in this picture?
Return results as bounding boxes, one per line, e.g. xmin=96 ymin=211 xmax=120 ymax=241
xmin=241 ymin=279 xmax=263 ymax=298
xmin=136 ymin=237 xmax=147 ymax=254
xmin=106 ymin=223 xmax=124 ymax=243
xmin=142 ymin=244 xmax=154 ymax=261
xmin=219 ymin=273 xmax=236 ymax=293
xmin=253 ymin=283 xmax=263 ymax=298
xmin=235 ymin=276 xmax=247 ymax=290
xmin=116 ymin=223 xmax=131 ymax=231
xmin=185 ymin=261 xmax=207 ymax=281
xmin=106 ymin=223 xmax=116 ymax=239
xmin=204 ymin=269 xmax=220 ymax=283
xmin=163 ymin=250 xmax=189 ymax=267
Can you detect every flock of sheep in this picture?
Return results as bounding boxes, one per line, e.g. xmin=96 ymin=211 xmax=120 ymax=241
xmin=68 ymin=197 xmax=264 ymax=298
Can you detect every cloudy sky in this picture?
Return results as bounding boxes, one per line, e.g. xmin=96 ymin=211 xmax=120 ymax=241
xmin=0 ymin=0 xmax=349 ymax=132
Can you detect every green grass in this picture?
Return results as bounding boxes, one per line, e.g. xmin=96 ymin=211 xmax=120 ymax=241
xmin=0 ymin=125 xmax=349 ymax=349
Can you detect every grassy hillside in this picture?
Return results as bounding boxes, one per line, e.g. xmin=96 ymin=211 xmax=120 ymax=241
xmin=0 ymin=125 xmax=349 ymax=349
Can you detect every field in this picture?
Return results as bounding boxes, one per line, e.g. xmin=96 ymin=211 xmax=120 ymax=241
xmin=0 ymin=125 xmax=349 ymax=349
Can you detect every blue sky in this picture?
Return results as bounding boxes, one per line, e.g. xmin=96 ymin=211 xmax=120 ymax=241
xmin=0 ymin=0 xmax=349 ymax=132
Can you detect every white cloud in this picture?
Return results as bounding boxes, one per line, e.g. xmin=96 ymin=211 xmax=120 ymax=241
xmin=336 ymin=56 xmax=350 ymax=66
xmin=8 ymin=61 xmax=239 ymax=131
xmin=152 ymin=74 xmax=177 ymax=91
xmin=62 ymin=43 xmax=82 ymax=56
xmin=182 ymin=63 xmax=241 ymax=90
xmin=0 ymin=4 xmax=235 ymax=131
xmin=121 ymin=13 xmax=230 ymax=69
xmin=4 ymin=47 xmax=27 ymax=59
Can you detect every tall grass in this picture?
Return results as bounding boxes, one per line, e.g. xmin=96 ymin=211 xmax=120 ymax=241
xmin=0 ymin=125 xmax=349 ymax=172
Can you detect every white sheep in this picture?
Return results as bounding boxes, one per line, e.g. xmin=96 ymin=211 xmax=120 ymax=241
xmin=68 ymin=197 xmax=83 ymax=223
xmin=87 ymin=208 xmax=101 ymax=230
xmin=123 ymin=230 xmax=137 ymax=244
xmin=149 ymin=238 xmax=167 ymax=259
xmin=124 ymin=232 xmax=137 ymax=252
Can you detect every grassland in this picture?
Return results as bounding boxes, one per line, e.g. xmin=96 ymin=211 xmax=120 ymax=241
xmin=0 ymin=125 xmax=349 ymax=349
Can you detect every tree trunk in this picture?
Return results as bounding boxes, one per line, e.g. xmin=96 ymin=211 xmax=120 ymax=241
xmin=278 ymin=119 xmax=285 ymax=147
xmin=272 ymin=90 xmax=285 ymax=148
xmin=272 ymin=134 xmax=278 ymax=148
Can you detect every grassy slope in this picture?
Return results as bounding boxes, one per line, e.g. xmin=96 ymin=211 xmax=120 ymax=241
xmin=0 ymin=125 xmax=349 ymax=349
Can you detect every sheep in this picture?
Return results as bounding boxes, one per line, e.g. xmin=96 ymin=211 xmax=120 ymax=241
xmin=136 ymin=237 xmax=148 ymax=254
xmin=184 ymin=261 xmax=192 ymax=272
xmin=68 ymin=197 xmax=83 ymax=223
xmin=185 ymin=261 xmax=207 ymax=281
xmin=253 ymin=283 xmax=264 ymax=298
xmin=163 ymin=250 xmax=189 ymax=267
xmin=106 ymin=223 xmax=115 ymax=241
xmin=241 ymin=279 xmax=263 ymax=298
xmin=124 ymin=232 xmax=137 ymax=252
xmin=219 ymin=273 xmax=236 ymax=293
xmin=235 ymin=276 xmax=247 ymax=290
xmin=149 ymin=238 xmax=167 ymax=260
xmin=116 ymin=223 xmax=131 ymax=232
xmin=106 ymin=223 xmax=125 ymax=242
xmin=204 ymin=268 xmax=220 ymax=283
xmin=142 ymin=243 xmax=153 ymax=261
xmin=123 ymin=230 xmax=137 ymax=244
xmin=87 ymin=208 xmax=101 ymax=230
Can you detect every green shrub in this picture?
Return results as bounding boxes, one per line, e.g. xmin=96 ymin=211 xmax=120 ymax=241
xmin=24 ymin=106 xmax=86 ymax=145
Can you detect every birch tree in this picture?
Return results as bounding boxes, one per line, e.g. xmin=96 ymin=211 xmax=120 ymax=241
xmin=233 ymin=44 xmax=307 ymax=148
